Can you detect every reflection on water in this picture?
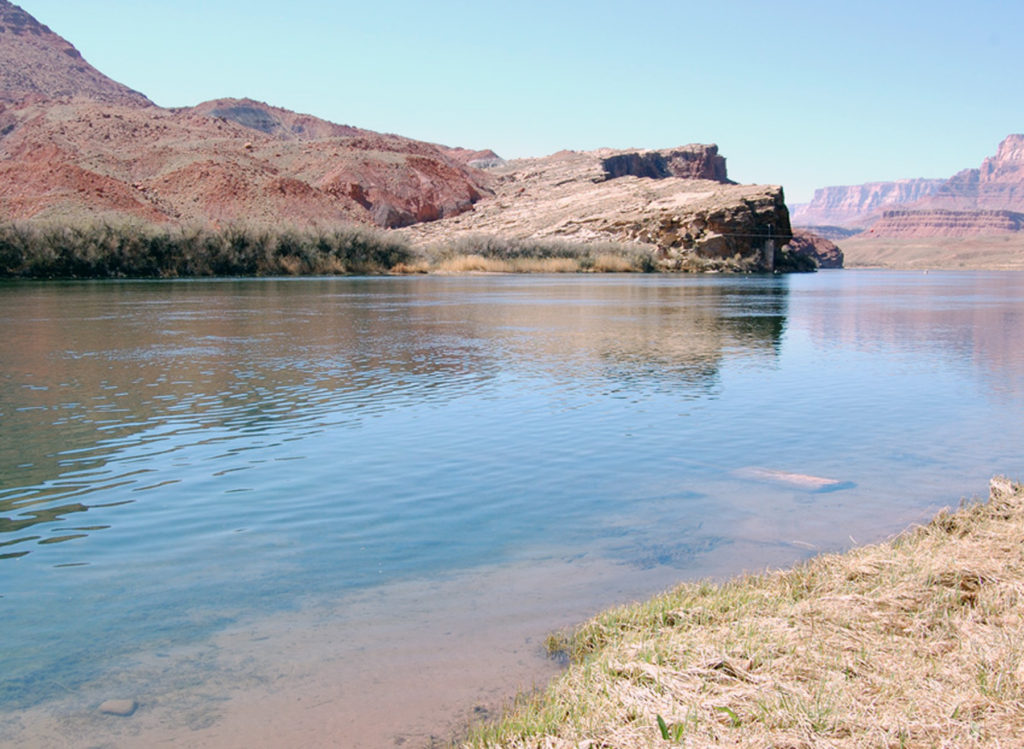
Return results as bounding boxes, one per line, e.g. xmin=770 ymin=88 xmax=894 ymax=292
xmin=1 ymin=272 xmax=1023 ymax=747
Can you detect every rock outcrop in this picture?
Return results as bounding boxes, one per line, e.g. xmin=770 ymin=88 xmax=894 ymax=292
xmin=438 ymin=146 xmax=506 ymax=169
xmin=790 ymin=178 xmax=945 ymax=228
xmin=401 ymin=147 xmax=790 ymax=271
xmin=782 ymin=229 xmax=844 ymax=268
xmin=598 ymin=144 xmax=731 ymax=183
xmin=0 ymin=0 xmax=151 ymax=106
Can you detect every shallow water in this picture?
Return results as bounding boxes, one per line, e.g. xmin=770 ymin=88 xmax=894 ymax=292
xmin=1 ymin=271 xmax=1022 ymax=747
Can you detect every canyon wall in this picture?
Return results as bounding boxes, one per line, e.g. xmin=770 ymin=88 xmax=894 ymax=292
xmin=795 ymin=135 xmax=1024 ymax=241
xmin=863 ymin=209 xmax=1024 ymax=238
xmin=790 ymin=178 xmax=945 ymax=228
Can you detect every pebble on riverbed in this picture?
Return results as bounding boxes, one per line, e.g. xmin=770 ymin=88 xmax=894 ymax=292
xmin=98 ymin=699 xmax=137 ymax=716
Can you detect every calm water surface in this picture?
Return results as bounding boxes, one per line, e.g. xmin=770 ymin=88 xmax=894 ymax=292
xmin=1 ymin=272 xmax=1022 ymax=746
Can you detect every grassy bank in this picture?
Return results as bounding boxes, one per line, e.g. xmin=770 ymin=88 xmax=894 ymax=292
xmin=426 ymin=235 xmax=660 ymax=274
xmin=426 ymin=235 xmax=818 ymax=274
xmin=0 ymin=223 xmax=820 ymax=279
xmin=0 ymin=222 xmax=415 ymax=278
xmin=465 ymin=477 xmax=1024 ymax=748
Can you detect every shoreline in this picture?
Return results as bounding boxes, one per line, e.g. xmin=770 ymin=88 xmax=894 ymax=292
xmin=462 ymin=476 xmax=1024 ymax=748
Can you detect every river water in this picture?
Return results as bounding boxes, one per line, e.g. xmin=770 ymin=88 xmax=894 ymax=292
xmin=1 ymin=271 xmax=1022 ymax=747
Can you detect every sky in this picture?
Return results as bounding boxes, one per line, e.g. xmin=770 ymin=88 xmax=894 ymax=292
xmin=16 ymin=0 xmax=1024 ymax=203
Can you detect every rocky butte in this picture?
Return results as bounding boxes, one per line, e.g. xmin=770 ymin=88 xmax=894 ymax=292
xmin=401 ymin=146 xmax=795 ymax=272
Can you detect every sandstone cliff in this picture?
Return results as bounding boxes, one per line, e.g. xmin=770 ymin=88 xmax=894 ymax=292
xmin=400 ymin=147 xmax=791 ymax=272
xmin=0 ymin=1 xmax=793 ymax=273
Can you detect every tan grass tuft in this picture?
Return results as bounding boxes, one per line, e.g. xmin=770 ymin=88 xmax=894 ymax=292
xmin=590 ymin=253 xmax=636 ymax=273
xmin=437 ymin=254 xmax=512 ymax=273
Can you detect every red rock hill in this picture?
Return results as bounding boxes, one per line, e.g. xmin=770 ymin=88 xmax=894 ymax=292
xmin=0 ymin=3 xmax=492 ymax=228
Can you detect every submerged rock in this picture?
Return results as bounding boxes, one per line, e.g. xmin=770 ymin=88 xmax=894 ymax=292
xmin=98 ymin=698 xmax=137 ymax=716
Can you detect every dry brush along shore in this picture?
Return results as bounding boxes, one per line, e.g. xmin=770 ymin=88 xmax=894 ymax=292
xmin=464 ymin=477 xmax=1024 ymax=748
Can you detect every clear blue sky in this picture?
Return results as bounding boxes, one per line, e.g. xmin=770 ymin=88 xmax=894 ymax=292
xmin=17 ymin=0 xmax=1023 ymax=202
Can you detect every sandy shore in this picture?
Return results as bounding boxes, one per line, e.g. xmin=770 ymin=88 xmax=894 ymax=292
xmin=464 ymin=476 xmax=1024 ymax=748
xmin=839 ymin=234 xmax=1024 ymax=270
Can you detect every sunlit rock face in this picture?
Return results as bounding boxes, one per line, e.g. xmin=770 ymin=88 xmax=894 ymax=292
xmin=402 ymin=146 xmax=792 ymax=272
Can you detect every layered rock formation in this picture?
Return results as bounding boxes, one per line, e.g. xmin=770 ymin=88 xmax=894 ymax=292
xmin=0 ymin=0 xmax=151 ymax=106
xmin=790 ymin=178 xmax=945 ymax=228
xmin=438 ymin=146 xmax=506 ymax=169
xmin=183 ymin=98 xmax=365 ymax=140
xmin=862 ymin=209 xmax=1024 ymax=238
xmin=401 ymin=147 xmax=790 ymax=271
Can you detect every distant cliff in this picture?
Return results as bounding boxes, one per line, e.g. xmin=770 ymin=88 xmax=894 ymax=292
xmin=790 ymin=179 xmax=945 ymax=228
xmin=919 ymin=134 xmax=1024 ymax=213
xmin=794 ymin=135 xmax=1024 ymax=240
xmin=863 ymin=209 xmax=1024 ymax=238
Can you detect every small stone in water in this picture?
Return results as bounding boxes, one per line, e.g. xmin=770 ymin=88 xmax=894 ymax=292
xmin=99 ymin=699 xmax=137 ymax=716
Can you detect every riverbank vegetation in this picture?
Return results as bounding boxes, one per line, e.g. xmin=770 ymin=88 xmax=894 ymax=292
xmin=464 ymin=477 xmax=1024 ymax=748
xmin=427 ymin=235 xmax=660 ymax=274
xmin=0 ymin=222 xmax=819 ymax=278
xmin=0 ymin=222 xmax=415 ymax=278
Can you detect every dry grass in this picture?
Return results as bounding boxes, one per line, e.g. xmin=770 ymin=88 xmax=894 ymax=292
xmin=465 ymin=477 xmax=1024 ymax=748
xmin=436 ymin=254 xmax=582 ymax=273
xmin=425 ymin=234 xmax=659 ymax=274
